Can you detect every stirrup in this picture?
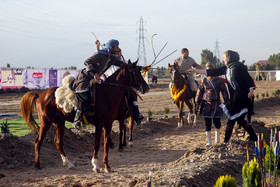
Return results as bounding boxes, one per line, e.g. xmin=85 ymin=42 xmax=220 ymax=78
xmin=72 ymin=121 xmax=82 ymax=130
xmin=135 ymin=114 xmax=144 ymax=125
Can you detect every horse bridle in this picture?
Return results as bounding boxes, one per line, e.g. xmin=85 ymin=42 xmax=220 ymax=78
xmin=102 ymin=64 xmax=141 ymax=91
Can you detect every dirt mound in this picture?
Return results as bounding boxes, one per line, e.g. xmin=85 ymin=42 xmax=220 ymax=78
xmin=254 ymin=96 xmax=280 ymax=111
xmin=0 ymin=134 xmax=34 ymax=169
xmin=0 ymin=126 xmax=102 ymax=170
xmin=133 ymin=121 xmax=268 ymax=186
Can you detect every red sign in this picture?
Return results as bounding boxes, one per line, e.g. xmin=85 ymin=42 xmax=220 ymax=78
xmin=32 ymin=72 xmax=43 ymax=79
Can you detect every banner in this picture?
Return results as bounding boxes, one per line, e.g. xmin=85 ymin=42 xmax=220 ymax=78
xmin=49 ymin=70 xmax=58 ymax=87
xmin=57 ymin=70 xmax=80 ymax=86
xmin=0 ymin=69 xmax=1 ymax=89
xmin=1 ymin=68 xmax=24 ymax=89
xmin=23 ymin=69 xmax=49 ymax=89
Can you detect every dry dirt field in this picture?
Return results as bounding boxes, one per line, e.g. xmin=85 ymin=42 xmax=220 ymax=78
xmin=0 ymin=79 xmax=280 ymax=186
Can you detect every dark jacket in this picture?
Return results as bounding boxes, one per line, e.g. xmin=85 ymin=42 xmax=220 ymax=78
xmin=71 ymin=52 xmax=126 ymax=93
xmin=196 ymin=77 xmax=229 ymax=118
xmin=206 ymin=50 xmax=255 ymax=120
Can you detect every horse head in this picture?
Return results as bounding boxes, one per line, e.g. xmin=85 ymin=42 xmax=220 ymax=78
xmin=168 ymin=63 xmax=181 ymax=85
xmin=118 ymin=60 xmax=149 ymax=94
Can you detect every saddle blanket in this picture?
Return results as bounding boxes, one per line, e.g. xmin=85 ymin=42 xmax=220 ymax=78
xmin=55 ymin=75 xmax=78 ymax=113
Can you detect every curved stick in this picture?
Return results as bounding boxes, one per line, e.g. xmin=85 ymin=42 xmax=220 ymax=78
xmin=150 ymin=42 xmax=168 ymax=66
xmin=152 ymin=49 xmax=178 ymax=67
xmin=151 ymin=34 xmax=157 ymax=58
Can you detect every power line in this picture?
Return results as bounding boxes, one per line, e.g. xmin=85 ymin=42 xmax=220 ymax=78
xmin=136 ymin=17 xmax=147 ymax=66
xmin=214 ymin=39 xmax=221 ymax=67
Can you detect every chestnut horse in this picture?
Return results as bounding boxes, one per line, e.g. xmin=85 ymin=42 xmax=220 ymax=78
xmin=20 ymin=61 xmax=149 ymax=173
xmin=168 ymin=63 xmax=197 ymax=128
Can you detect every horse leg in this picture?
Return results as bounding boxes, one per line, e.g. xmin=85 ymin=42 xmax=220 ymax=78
xmin=34 ymin=118 xmax=51 ymax=170
xmin=103 ymin=123 xmax=113 ymax=173
xmin=92 ymin=126 xmax=102 ymax=173
xmin=185 ymin=100 xmax=193 ymax=125
xmin=118 ymin=120 xmax=124 ymax=152
xmin=128 ymin=117 xmax=134 ymax=147
xmin=178 ymin=101 xmax=184 ymax=128
xmin=175 ymin=101 xmax=181 ymax=128
xmin=53 ymin=122 xmax=74 ymax=169
xmin=122 ymin=119 xmax=127 ymax=147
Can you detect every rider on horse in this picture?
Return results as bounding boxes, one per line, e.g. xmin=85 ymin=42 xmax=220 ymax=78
xmin=174 ymin=48 xmax=203 ymax=93
xmin=97 ymin=43 xmax=144 ymax=125
xmin=70 ymin=39 xmax=147 ymax=130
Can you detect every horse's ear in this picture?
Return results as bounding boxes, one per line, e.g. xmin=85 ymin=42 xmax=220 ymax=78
xmin=168 ymin=63 xmax=170 ymax=67
xmin=128 ymin=59 xmax=131 ymax=64
xmin=135 ymin=59 xmax=138 ymax=65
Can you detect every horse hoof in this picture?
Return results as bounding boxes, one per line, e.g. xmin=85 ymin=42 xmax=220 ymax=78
xmin=68 ymin=163 xmax=75 ymax=169
xmin=92 ymin=168 xmax=100 ymax=173
xmin=104 ymin=168 xmax=111 ymax=173
xmin=118 ymin=148 xmax=123 ymax=152
xmin=129 ymin=142 xmax=133 ymax=147
xmin=110 ymin=142 xmax=115 ymax=149
xmin=35 ymin=170 xmax=42 ymax=174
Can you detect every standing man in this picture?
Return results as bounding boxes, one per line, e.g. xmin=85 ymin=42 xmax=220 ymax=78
xmin=174 ymin=48 xmax=203 ymax=93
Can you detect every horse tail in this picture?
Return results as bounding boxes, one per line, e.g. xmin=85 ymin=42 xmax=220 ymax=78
xmin=20 ymin=92 xmax=40 ymax=133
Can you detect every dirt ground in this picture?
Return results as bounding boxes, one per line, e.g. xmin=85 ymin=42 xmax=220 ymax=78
xmin=0 ymin=80 xmax=280 ymax=186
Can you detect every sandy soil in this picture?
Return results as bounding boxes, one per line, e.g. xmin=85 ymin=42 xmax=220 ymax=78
xmin=0 ymin=80 xmax=280 ymax=186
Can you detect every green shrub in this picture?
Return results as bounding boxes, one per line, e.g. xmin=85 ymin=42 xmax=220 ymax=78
xmin=275 ymin=89 xmax=280 ymax=97
xmin=261 ymin=93 xmax=265 ymax=99
xmin=255 ymin=94 xmax=259 ymax=99
xmin=147 ymin=109 xmax=153 ymax=118
xmin=242 ymin=157 xmax=261 ymax=187
xmin=163 ymin=107 xmax=170 ymax=115
xmin=214 ymin=175 xmax=237 ymax=187
xmin=1 ymin=120 xmax=10 ymax=134
xmin=264 ymin=143 xmax=280 ymax=176
xmin=266 ymin=92 xmax=269 ymax=97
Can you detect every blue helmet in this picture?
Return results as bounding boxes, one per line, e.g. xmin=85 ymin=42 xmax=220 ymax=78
xmin=98 ymin=39 xmax=119 ymax=55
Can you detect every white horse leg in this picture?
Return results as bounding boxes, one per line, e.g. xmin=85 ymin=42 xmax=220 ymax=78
xmin=91 ymin=158 xmax=100 ymax=173
xmin=187 ymin=112 xmax=191 ymax=124
xmin=177 ymin=122 xmax=182 ymax=128
xmin=193 ymin=114 xmax=197 ymax=127
xmin=60 ymin=154 xmax=74 ymax=169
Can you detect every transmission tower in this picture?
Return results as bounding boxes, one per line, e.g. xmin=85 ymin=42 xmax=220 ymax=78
xmin=136 ymin=17 xmax=147 ymax=66
xmin=214 ymin=39 xmax=221 ymax=67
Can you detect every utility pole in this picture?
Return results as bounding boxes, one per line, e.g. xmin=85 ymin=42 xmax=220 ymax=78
xmin=136 ymin=17 xmax=147 ymax=66
xmin=214 ymin=39 xmax=220 ymax=67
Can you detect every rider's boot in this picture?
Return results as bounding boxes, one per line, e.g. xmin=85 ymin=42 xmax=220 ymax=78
xmin=132 ymin=104 xmax=144 ymax=125
xmin=72 ymin=109 xmax=83 ymax=130
xmin=205 ymin=131 xmax=212 ymax=147
xmin=215 ymin=128 xmax=220 ymax=143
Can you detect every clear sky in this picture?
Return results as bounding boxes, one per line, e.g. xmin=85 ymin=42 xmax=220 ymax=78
xmin=0 ymin=0 xmax=279 ymax=69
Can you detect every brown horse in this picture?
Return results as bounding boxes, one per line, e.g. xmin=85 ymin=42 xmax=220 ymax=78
xmin=168 ymin=63 xmax=197 ymax=128
xmin=115 ymin=89 xmax=142 ymax=152
xmin=20 ymin=61 xmax=149 ymax=173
